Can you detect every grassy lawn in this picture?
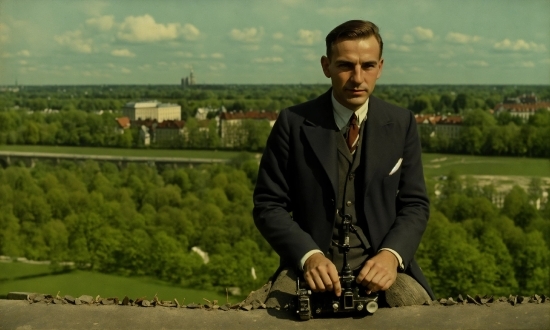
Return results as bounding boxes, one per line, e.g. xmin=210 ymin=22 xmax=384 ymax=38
xmin=422 ymin=153 xmax=550 ymax=178
xmin=0 ymin=262 xmax=242 ymax=304
xmin=0 ymin=145 xmax=248 ymax=160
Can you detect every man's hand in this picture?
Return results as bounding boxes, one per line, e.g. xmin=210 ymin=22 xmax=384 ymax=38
xmin=303 ymin=253 xmax=342 ymax=297
xmin=356 ymin=250 xmax=398 ymax=294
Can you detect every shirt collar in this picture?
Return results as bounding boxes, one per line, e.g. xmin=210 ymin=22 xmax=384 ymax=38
xmin=331 ymin=93 xmax=369 ymax=130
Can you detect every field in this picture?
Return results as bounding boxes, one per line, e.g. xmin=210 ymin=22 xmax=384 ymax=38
xmin=1 ymin=145 xmax=548 ymax=177
xmin=0 ymin=145 xmax=245 ymax=160
xmin=422 ymin=153 xmax=550 ymax=192
xmin=421 ymin=153 xmax=550 ymax=178
xmin=0 ymin=262 xmax=240 ymax=304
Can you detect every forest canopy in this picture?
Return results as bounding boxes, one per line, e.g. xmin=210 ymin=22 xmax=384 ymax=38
xmin=0 ymin=159 xmax=548 ymax=297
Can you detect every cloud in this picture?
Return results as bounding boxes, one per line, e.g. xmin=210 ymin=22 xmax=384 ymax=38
xmin=520 ymin=61 xmax=535 ymax=68
xmin=230 ymin=27 xmax=264 ymax=43
xmin=19 ymin=60 xmax=27 ymax=65
xmin=0 ymin=23 xmax=10 ymax=43
xmin=176 ymin=51 xmax=193 ymax=58
xmin=243 ymin=45 xmax=260 ymax=51
xmin=273 ymin=32 xmax=284 ymax=40
xmin=111 ymin=49 xmax=136 ymax=57
xmin=211 ymin=53 xmax=224 ymax=59
xmin=121 ymin=67 xmax=131 ymax=74
xmin=302 ymin=52 xmax=318 ymax=61
xmin=316 ymin=6 xmax=354 ymax=16
xmin=439 ymin=50 xmax=454 ymax=59
xmin=209 ymin=63 xmax=226 ymax=71
xmin=446 ymin=32 xmax=481 ymax=44
xmin=468 ymin=60 xmax=489 ymax=67
xmin=388 ymin=44 xmax=411 ymax=52
xmin=54 ymin=30 xmax=93 ymax=53
xmin=117 ymin=15 xmax=198 ymax=43
xmin=293 ymin=29 xmax=322 ymax=46
xmin=139 ymin=64 xmax=151 ymax=70
xmin=413 ymin=27 xmax=434 ymax=41
xmin=86 ymin=15 xmax=114 ymax=31
xmin=272 ymin=45 xmax=284 ymax=52
xmin=180 ymin=24 xmax=200 ymax=41
xmin=402 ymin=34 xmax=414 ymax=44
xmin=541 ymin=58 xmax=550 ymax=65
xmin=17 ymin=50 xmax=31 ymax=57
xmin=493 ymin=39 xmax=546 ymax=52
xmin=253 ymin=57 xmax=283 ymax=63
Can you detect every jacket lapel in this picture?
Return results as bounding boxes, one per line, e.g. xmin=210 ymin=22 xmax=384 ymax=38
xmin=363 ymin=96 xmax=394 ymax=195
xmin=301 ymin=90 xmax=339 ymax=198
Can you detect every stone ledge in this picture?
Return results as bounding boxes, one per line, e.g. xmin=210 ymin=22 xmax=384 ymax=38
xmin=1 ymin=300 xmax=548 ymax=330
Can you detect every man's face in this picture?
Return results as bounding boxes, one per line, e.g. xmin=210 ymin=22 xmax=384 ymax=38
xmin=321 ymin=36 xmax=384 ymax=111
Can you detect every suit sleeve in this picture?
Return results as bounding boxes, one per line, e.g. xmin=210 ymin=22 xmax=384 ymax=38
xmin=253 ymin=109 xmax=320 ymax=268
xmin=379 ymin=111 xmax=430 ymax=268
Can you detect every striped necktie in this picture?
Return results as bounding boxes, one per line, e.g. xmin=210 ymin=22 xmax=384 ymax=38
xmin=346 ymin=113 xmax=359 ymax=154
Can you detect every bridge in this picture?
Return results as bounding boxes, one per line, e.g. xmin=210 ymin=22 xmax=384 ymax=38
xmin=0 ymin=151 xmax=230 ymax=168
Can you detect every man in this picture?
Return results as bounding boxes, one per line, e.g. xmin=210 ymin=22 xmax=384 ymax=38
xmin=253 ymin=20 xmax=434 ymax=304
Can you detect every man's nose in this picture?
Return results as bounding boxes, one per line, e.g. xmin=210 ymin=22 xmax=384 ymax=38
xmin=351 ymin=66 xmax=363 ymax=83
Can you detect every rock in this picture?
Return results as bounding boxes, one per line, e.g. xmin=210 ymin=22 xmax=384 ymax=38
xmin=251 ymin=299 xmax=262 ymax=310
xmin=466 ymin=295 xmax=480 ymax=306
xmin=499 ymin=296 xmax=507 ymax=302
xmin=241 ymin=281 xmax=273 ymax=308
xmin=519 ymin=296 xmax=529 ymax=304
xmin=212 ymin=305 xmax=220 ymax=310
xmin=64 ymin=295 xmax=75 ymax=304
xmin=52 ymin=299 xmax=62 ymax=304
xmin=445 ymin=298 xmax=457 ymax=306
xmin=385 ymin=273 xmax=432 ymax=307
xmin=508 ymin=295 xmax=517 ymax=306
xmin=74 ymin=298 xmax=81 ymax=305
xmin=140 ymin=300 xmax=151 ymax=307
xmin=7 ymin=292 xmax=31 ymax=300
xmin=122 ymin=296 xmax=129 ymax=306
xmin=241 ymin=304 xmax=253 ymax=311
xmin=101 ymin=299 xmax=115 ymax=305
xmin=187 ymin=303 xmax=201 ymax=309
xmin=265 ymin=268 xmax=296 ymax=309
xmin=160 ymin=301 xmax=177 ymax=308
xmin=457 ymin=294 xmax=464 ymax=303
xmin=219 ymin=304 xmax=230 ymax=311
xmin=78 ymin=295 xmax=94 ymax=304
xmin=541 ymin=295 xmax=547 ymax=303
xmin=33 ymin=294 xmax=45 ymax=303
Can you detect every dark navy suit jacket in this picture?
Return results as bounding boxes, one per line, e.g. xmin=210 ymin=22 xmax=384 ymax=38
xmin=253 ymin=89 xmax=434 ymax=298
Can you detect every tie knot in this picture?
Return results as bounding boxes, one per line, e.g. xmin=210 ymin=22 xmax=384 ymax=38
xmin=350 ymin=113 xmax=358 ymax=125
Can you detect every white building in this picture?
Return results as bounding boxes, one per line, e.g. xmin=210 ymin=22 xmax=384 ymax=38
xmin=123 ymin=101 xmax=181 ymax=122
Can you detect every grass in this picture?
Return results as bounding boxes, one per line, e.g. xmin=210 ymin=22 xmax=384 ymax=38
xmin=0 ymin=145 xmax=247 ymax=160
xmin=421 ymin=153 xmax=550 ymax=178
xmin=0 ymin=145 xmax=548 ymax=178
xmin=0 ymin=262 xmax=242 ymax=304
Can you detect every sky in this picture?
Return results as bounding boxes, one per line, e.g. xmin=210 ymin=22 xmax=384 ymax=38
xmin=0 ymin=0 xmax=549 ymax=85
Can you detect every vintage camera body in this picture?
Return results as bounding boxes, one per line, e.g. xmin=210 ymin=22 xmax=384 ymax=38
xmin=294 ymin=271 xmax=378 ymax=320
xmin=294 ymin=213 xmax=378 ymax=320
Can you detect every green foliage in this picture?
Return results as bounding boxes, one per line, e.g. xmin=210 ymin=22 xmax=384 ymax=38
xmin=418 ymin=170 xmax=550 ymax=297
xmin=0 ymin=159 xmax=274 ymax=295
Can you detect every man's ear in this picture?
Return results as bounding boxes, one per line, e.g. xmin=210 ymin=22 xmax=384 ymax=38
xmin=320 ymin=56 xmax=331 ymax=78
xmin=376 ymin=58 xmax=384 ymax=79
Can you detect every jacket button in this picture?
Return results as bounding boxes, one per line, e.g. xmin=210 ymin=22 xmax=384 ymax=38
xmin=346 ymin=201 xmax=353 ymax=207
xmin=349 ymin=173 xmax=355 ymax=181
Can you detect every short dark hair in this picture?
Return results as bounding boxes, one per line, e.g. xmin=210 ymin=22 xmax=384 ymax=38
xmin=325 ymin=20 xmax=383 ymax=59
